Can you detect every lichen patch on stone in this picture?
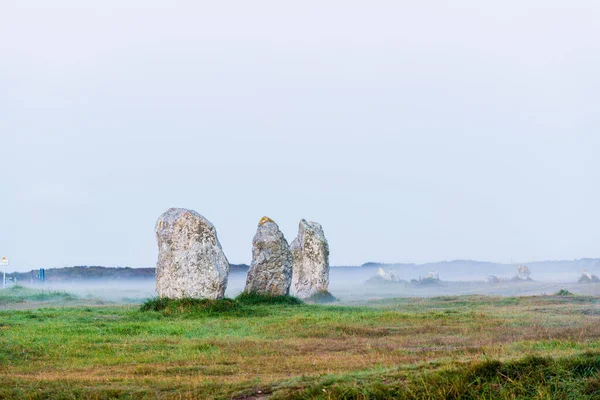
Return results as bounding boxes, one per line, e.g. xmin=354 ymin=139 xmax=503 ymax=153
xmin=259 ymin=216 xmax=275 ymax=225
xmin=245 ymin=217 xmax=293 ymax=295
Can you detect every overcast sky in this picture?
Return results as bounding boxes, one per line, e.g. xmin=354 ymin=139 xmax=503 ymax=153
xmin=2 ymin=1 xmax=599 ymax=271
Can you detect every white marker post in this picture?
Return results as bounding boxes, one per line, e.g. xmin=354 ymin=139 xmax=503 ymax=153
xmin=1 ymin=257 xmax=9 ymax=288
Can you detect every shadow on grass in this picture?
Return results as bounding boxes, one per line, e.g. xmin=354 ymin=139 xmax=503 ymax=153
xmin=235 ymin=291 xmax=303 ymax=305
xmin=140 ymin=297 xmax=239 ymax=314
xmin=304 ymin=290 xmax=338 ymax=304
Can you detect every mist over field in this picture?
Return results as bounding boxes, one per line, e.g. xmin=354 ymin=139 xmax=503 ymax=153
xmin=3 ymin=1 xmax=600 ymax=398
xmin=9 ymin=259 xmax=598 ymax=306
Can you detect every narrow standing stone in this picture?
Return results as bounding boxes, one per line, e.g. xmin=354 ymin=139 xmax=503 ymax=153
xmin=290 ymin=219 xmax=330 ymax=298
xmin=244 ymin=217 xmax=293 ymax=295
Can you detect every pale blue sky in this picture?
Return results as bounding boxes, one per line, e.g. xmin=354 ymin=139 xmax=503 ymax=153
xmin=2 ymin=1 xmax=599 ymax=271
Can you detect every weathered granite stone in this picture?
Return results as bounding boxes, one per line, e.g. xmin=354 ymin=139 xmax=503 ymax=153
xmin=290 ymin=219 xmax=330 ymax=298
xmin=155 ymin=208 xmax=230 ymax=299
xmin=244 ymin=217 xmax=293 ymax=295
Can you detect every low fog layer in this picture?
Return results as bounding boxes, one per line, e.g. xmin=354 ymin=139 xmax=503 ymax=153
xmin=12 ymin=260 xmax=599 ymax=304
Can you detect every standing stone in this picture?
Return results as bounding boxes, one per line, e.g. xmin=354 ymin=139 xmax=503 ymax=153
xmin=517 ymin=265 xmax=531 ymax=281
xmin=244 ymin=217 xmax=293 ymax=295
xmin=377 ymin=267 xmax=399 ymax=282
xmin=155 ymin=208 xmax=230 ymax=299
xmin=290 ymin=219 xmax=330 ymax=298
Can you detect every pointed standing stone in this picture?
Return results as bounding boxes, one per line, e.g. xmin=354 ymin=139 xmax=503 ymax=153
xmin=290 ymin=219 xmax=330 ymax=298
xmin=155 ymin=208 xmax=230 ymax=299
xmin=244 ymin=217 xmax=293 ymax=295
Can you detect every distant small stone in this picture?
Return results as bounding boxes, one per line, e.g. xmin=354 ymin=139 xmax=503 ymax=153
xmin=427 ymin=270 xmax=439 ymax=280
xmin=244 ymin=217 xmax=293 ymax=295
xmin=290 ymin=219 xmax=330 ymax=298
xmin=514 ymin=265 xmax=532 ymax=281
xmin=155 ymin=208 xmax=230 ymax=299
xmin=376 ymin=267 xmax=400 ymax=282
xmin=579 ymin=269 xmax=600 ymax=284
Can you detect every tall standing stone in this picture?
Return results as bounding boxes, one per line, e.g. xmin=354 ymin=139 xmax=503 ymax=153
xmin=290 ymin=219 xmax=330 ymax=298
xmin=244 ymin=217 xmax=293 ymax=295
xmin=155 ymin=208 xmax=230 ymax=299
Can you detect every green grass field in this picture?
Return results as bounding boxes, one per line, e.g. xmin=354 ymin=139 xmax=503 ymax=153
xmin=0 ymin=285 xmax=77 ymax=305
xmin=0 ymin=287 xmax=599 ymax=399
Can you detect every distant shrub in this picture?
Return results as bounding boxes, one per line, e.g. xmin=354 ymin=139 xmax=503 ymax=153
xmin=235 ymin=291 xmax=303 ymax=305
xmin=304 ymin=290 xmax=338 ymax=304
xmin=411 ymin=276 xmax=442 ymax=286
xmin=555 ymin=289 xmax=574 ymax=296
